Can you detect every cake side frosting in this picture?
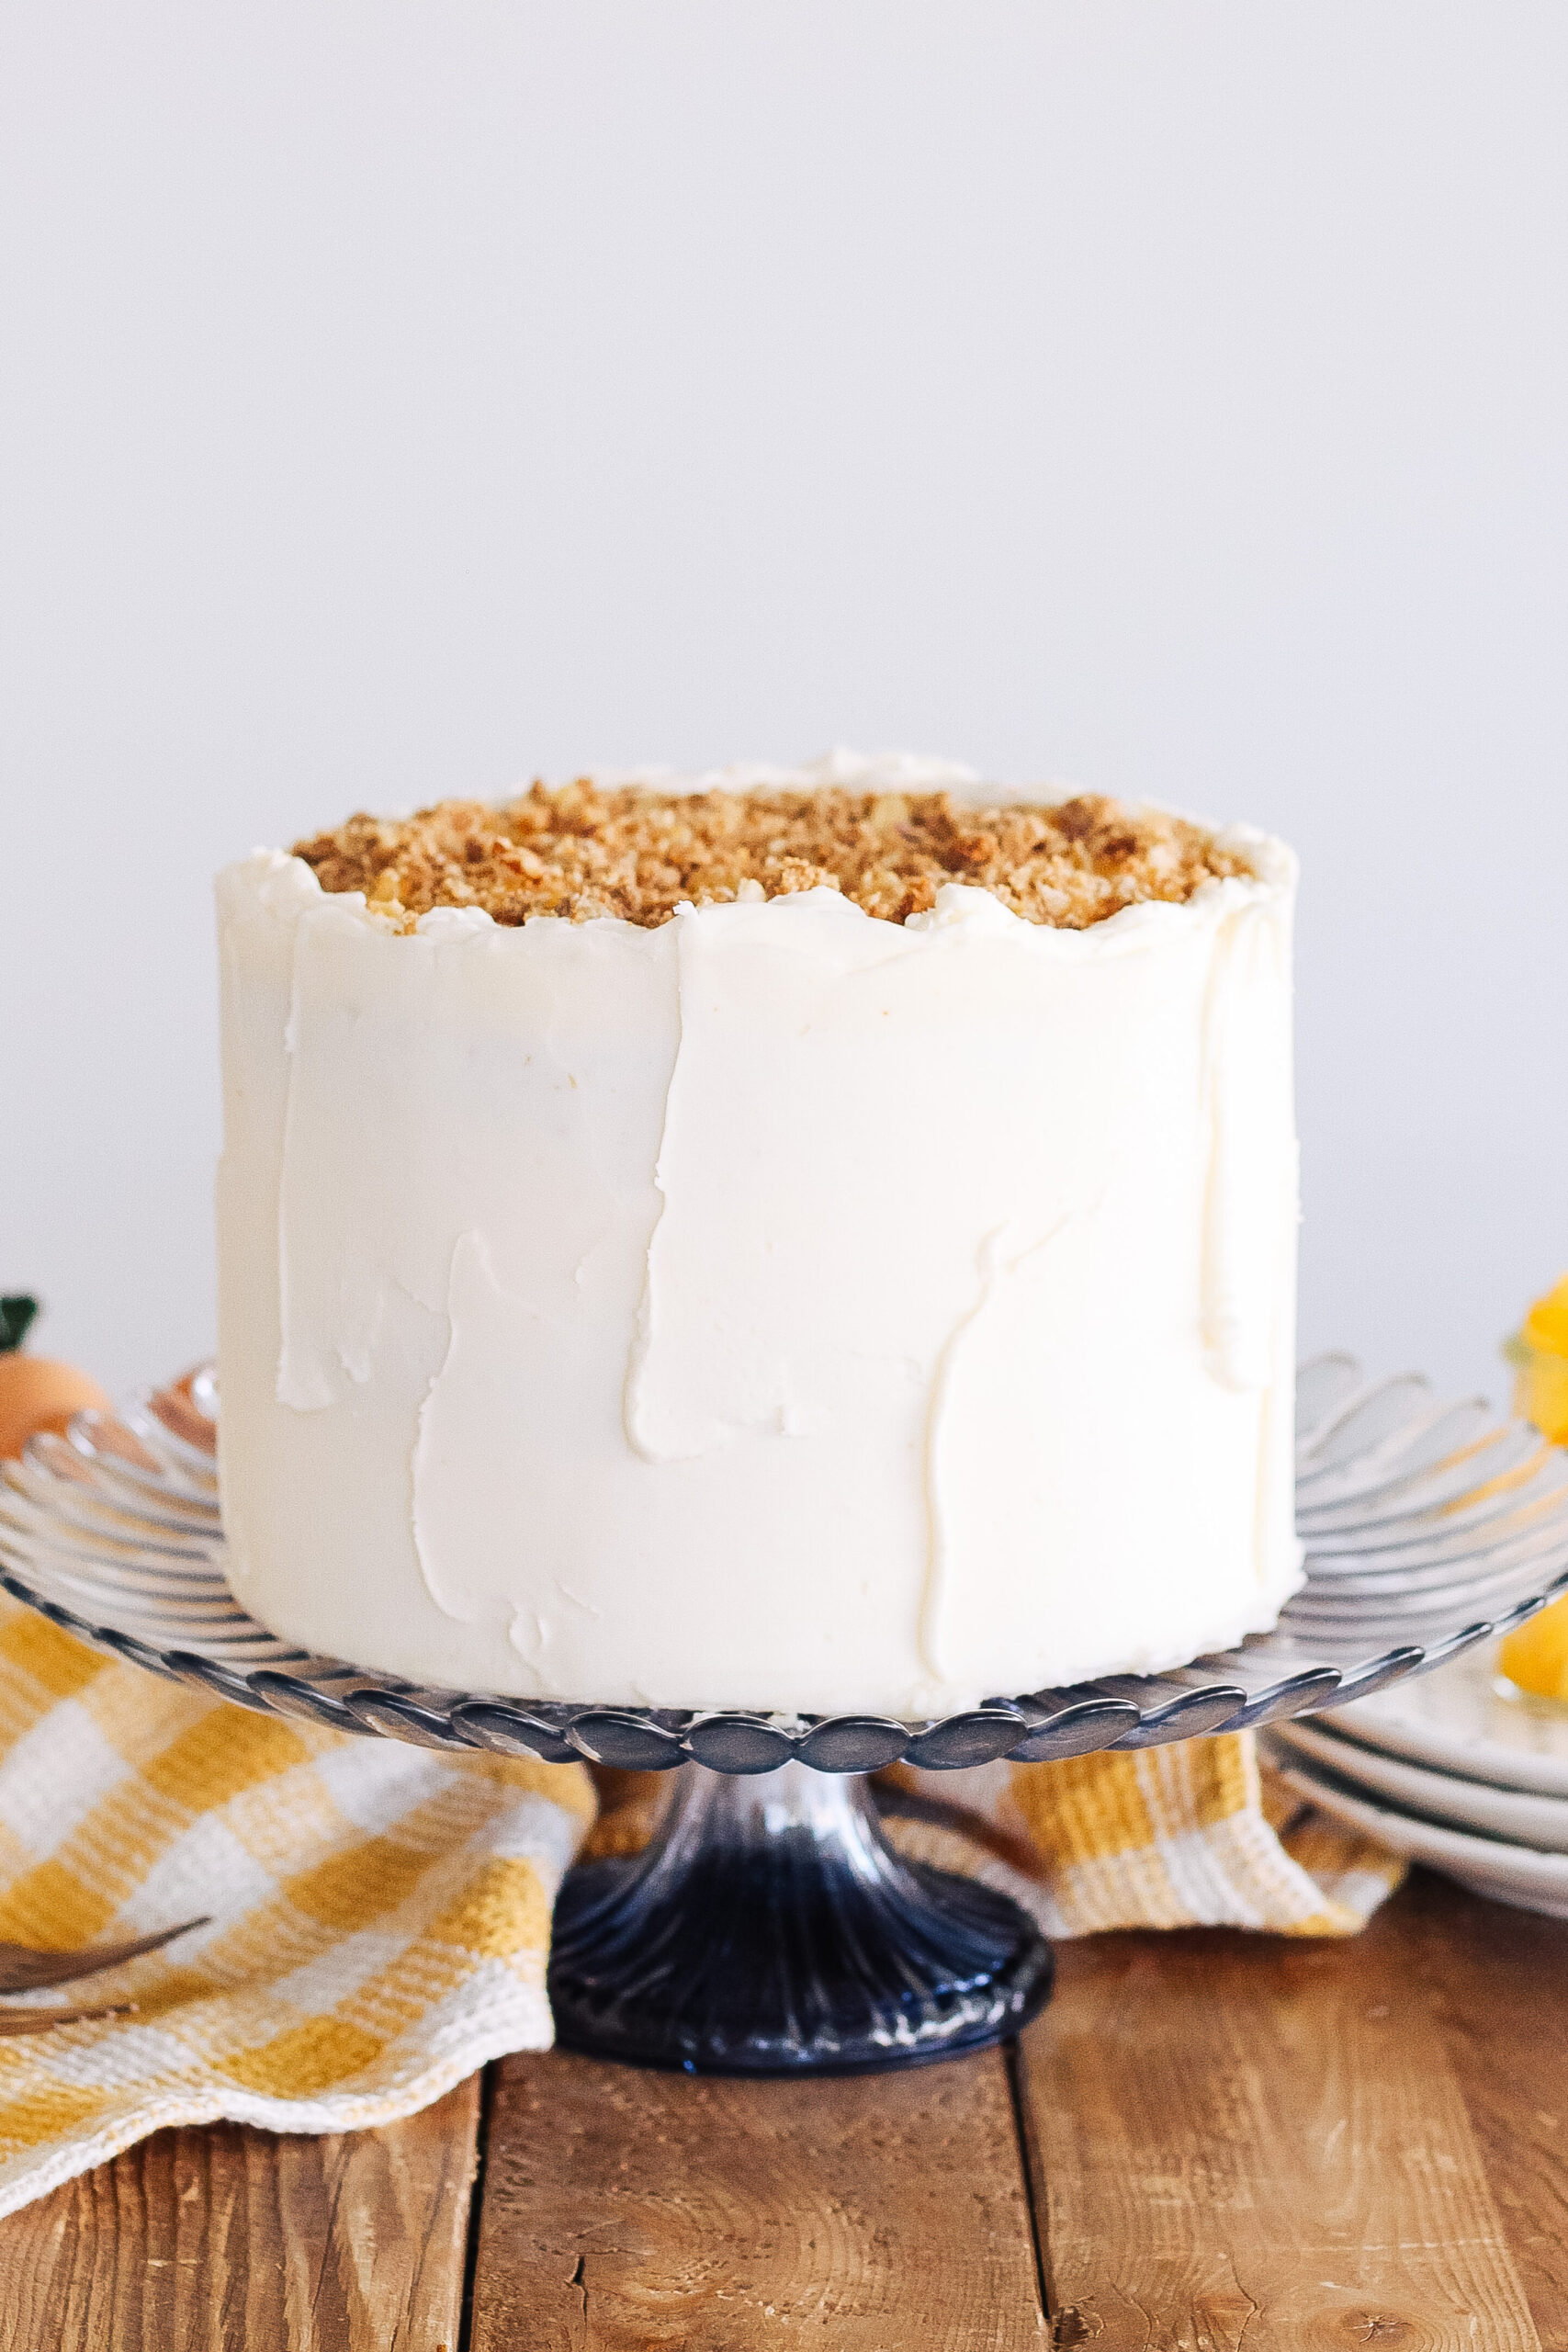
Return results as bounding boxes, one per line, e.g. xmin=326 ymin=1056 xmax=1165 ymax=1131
xmin=215 ymin=758 xmax=1301 ymax=1716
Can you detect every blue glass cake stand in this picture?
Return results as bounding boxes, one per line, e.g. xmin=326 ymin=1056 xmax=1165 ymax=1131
xmin=3 ymin=1356 xmax=1566 ymax=2075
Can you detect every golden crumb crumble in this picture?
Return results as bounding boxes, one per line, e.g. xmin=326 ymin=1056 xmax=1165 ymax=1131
xmin=292 ymin=785 xmax=1252 ymax=933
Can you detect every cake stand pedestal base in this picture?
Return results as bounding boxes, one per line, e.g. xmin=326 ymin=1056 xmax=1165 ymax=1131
xmin=547 ymin=1759 xmax=1054 ymax=2075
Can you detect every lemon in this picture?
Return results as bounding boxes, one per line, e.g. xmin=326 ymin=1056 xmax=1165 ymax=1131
xmin=1497 ymin=1273 xmax=1568 ymax=1699
xmin=1524 ymin=1274 xmax=1568 ymax=1365
xmin=1501 ymin=1596 xmax=1568 ymax=1702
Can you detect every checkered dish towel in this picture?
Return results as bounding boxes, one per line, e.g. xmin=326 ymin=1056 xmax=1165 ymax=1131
xmin=0 ymin=1593 xmax=1403 ymax=2217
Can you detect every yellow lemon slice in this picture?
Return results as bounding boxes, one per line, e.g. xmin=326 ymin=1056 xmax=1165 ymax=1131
xmin=1501 ymin=1598 xmax=1568 ymax=1702
xmin=1498 ymin=1273 xmax=1568 ymax=1699
xmin=1516 ymin=1279 xmax=1568 ymax=1446
xmin=1524 ymin=1274 xmax=1568 ymax=1363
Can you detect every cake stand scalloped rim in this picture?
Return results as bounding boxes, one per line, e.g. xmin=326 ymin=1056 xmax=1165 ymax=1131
xmin=2 ymin=1352 xmax=1566 ymax=1775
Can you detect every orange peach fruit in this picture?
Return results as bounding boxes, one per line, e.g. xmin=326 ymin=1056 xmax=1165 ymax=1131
xmin=0 ymin=1357 xmax=112 ymax=1460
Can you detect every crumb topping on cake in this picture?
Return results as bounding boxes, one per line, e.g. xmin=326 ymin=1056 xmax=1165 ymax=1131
xmin=292 ymin=785 xmax=1252 ymax=933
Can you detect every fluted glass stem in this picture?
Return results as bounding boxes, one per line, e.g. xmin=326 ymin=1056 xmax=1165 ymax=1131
xmin=548 ymin=1760 xmax=1052 ymax=2075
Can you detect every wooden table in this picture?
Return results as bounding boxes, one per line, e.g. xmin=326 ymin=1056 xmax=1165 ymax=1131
xmin=2 ymin=1868 xmax=1564 ymax=2349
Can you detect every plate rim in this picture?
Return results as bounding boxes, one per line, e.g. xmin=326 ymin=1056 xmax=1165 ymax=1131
xmin=1328 ymin=1652 xmax=1568 ymax=1801
xmin=1268 ymin=1715 xmax=1568 ymax=1850
xmin=1270 ymin=1751 xmax=1568 ymax=1889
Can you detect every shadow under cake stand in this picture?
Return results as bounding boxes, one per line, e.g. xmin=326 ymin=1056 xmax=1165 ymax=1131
xmin=3 ymin=1356 xmax=1566 ymax=2075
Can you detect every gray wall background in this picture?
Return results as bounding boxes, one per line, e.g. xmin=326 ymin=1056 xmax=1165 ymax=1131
xmin=4 ymin=3 xmax=1565 ymax=1405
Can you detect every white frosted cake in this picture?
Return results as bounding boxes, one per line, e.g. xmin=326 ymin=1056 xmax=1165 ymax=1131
xmin=215 ymin=752 xmax=1301 ymax=1717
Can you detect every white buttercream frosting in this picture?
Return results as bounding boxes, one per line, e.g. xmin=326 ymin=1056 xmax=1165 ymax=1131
xmin=215 ymin=755 xmax=1302 ymax=1715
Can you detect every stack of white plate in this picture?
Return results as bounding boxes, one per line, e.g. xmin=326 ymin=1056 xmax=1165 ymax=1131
xmin=1264 ymin=1639 xmax=1568 ymax=1918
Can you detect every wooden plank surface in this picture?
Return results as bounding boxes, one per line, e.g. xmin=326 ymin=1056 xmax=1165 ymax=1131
xmin=0 ymin=1874 xmax=1564 ymax=2348
xmin=0 ymin=2076 xmax=479 ymax=2352
xmin=1395 ymin=1871 xmax=1568 ymax=2349
xmin=468 ymin=2043 xmax=1046 ymax=2350
xmin=1017 ymin=1874 xmax=1549 ymax=2351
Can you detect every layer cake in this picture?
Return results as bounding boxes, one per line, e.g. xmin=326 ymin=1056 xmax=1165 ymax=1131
xmin=215 ymin=752 xmax=1301 ymax=1717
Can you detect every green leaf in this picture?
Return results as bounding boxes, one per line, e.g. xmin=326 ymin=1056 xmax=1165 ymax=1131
xmin=0 ymin=1296 xmax=39 ymax=1353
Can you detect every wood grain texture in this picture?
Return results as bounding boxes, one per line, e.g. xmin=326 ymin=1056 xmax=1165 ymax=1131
xmin=1395 ymin=1870 xmax=1568 ymax=2348
xmin=469 ymin=2045 xmax=1046 ymax=2350
xmin=0 ymin=2077 xmax=479 ymax=2352
xmin=1018 ymin=1878 xmax=1541 ymax=2351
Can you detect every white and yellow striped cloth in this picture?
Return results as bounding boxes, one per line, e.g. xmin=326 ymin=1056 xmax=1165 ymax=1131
xmin=0 ymin=1596 xmax=594 ymax=2218
xmin=0 ymin=1591 xmax=1401 ymax=2217
xmin=874 ymin=1741 xmax=1405 ymax=1939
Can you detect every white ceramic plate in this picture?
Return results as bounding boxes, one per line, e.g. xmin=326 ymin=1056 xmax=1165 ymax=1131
xmin=1327 ymin=1637 xmax=1568 ymax=1799
xmin=1269 ymin=1716 xmax=1568 ymax=1852
xmin=1269 ymin=1747 xmax=1568 ymax=1919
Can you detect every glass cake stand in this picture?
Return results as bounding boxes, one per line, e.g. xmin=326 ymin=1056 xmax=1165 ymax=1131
xmin=3 ymin=1356 xmax=1567 ymax=2075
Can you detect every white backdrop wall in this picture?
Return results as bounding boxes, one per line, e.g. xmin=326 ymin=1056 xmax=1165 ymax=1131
xmin=3 ymin=3 xmax=1565 ymax=1404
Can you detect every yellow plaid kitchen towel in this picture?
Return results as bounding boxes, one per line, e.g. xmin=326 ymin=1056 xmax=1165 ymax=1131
xmin=0 ymin=1595 xmax=593 ymax=2220
xmin=872 ymin=1740 xmax=1406 ymax=1937
xmin=0 ymin=1593 xmax=1403 ymax=2220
